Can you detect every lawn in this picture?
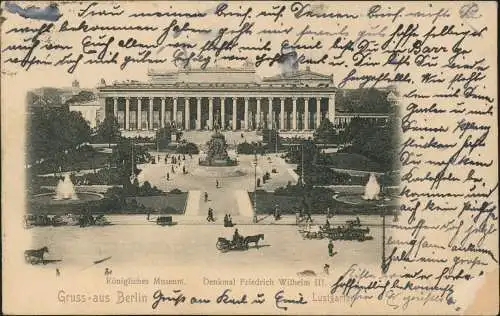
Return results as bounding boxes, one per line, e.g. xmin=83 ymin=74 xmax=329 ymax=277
xmin=250 ymin=191 xmax=396 ymax=215
xmin=317 ymin=152 xmax=382 ymax=171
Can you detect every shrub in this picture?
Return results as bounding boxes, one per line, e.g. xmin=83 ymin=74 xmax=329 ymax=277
xmin=136 ymin=181 xmax=164 ymax=196
xmin=296 ymin=165 xmax=351 ymax=185
xmin=169 ymin=188 xmax=183 ymax=194
xmin=177 ymin=142 xmax=199 ymax=154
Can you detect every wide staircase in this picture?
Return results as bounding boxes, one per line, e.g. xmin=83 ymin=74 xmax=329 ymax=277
xmin=184 ymin=190 xmax=201 ymax=216
xmin=234 ymin=190 xmax=254 ymax=217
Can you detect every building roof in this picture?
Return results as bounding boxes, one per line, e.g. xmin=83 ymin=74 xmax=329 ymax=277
xmin=104 ymin=66 xmax=334 ymax=89
xmin=262 ymin=66 xmax=333 ymax=87
xmin=148 ymin=67 xmax=260 ymax=84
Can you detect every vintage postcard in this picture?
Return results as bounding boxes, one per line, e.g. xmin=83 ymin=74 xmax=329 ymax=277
xmin=1 ymin=1 xmax=498 ymax=314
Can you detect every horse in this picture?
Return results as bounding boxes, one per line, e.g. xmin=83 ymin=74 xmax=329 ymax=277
xmin=243 ymin=234 xmax=264 ymax=249
xmin=24 ymin=246 xmax=49 ymax=264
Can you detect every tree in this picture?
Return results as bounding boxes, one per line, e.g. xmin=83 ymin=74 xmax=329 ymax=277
xmin=28 ymin=108 xmax=91 ymax=167
xmin=96 ymin=116 xmax=121 ymax=147
xmin=263 ymin=129 xmax=281 ymax=152
xmin=314 ymin=118 xmax=338 ymax=144
xmin=341 ymin=116 xmax=400 ymax=171
xmin=336 ymin=88 xmax=391 ymax=113
xmin=111 ymin=139 xmax=151 ymax=187
xmin=287 ymin=139 xmax=317 ymax=166
xmin=342 ymin=117 xmax=375 ymax=145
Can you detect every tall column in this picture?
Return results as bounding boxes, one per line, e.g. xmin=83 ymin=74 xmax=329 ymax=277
xmin=328 ymin=94 xmax=335 ymax=123
xmin=148 ymin=98 xmax=153 ymax=130
xmin=196 ymin=97 xmax=201 ymax=130
xmin=256 ymin=98 xmax=261 ymax=130
xmin=268 ymin=97 xmax=273 ymax=129
xmin=221 ymin=97 xmax=225 ymax=129
xmin=244 ymin=97 xmax=249 ymax=130
xmin=292 ymin=97 xmax=297 ymax=130
xmin=137 ymin=97 xmax=142 ymax=130
xmin=184 ymin=98 xmax=190 ymax=130
xmin=160 ymin=97 xmax=165 ymax=128
xmin=304 ymin=98 xmax=309 ymax=130
xmin=125 ymin=97 xmax=130 ymax=130
xmin=208 ymin=97 xmax=213 ymax=130
xmin=280 ymin=97 xmax=285 ymax=130
xmin=113 ymin=97 xmax=118 ymax=118
xmin=316 ymin=97 xmax=321 ymax=128
xmin=172 ymin=97 xmax=178 ymax=127
xmin=232 ymin=97 xmax=237 ymax=130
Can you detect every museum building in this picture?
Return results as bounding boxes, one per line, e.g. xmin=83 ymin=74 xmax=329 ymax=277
xmin=97 ymin=66 xmax=390 ymax=135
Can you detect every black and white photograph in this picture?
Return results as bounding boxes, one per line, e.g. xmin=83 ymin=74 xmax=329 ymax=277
xmin=25 ymin=66 xmax=400 ymax=269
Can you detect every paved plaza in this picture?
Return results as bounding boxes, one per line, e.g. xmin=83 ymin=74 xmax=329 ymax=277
xmin=137 ymin=151 xmax=298 ymax=221
xmin=29 ymin=216 xmax=384 ymax=273
xmin=28 ymin=131 xmax=387 ymax=272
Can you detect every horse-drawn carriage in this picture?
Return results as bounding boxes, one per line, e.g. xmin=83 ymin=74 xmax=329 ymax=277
xmin=216 ymin=234 xmax=264 ymax=252
xmin=24 ymin=247 xmax=49 ymax=264
xmin=299 ymin=225 xmax=325 ymax=240
xmin=322 ymin=225 xmax=372 ymax=241
xmin=300 ymin=220 xmax=373 ymax=242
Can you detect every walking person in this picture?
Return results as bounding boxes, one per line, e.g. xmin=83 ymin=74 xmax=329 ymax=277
xmin=166 ymin=172 xmax=170 ymax=181
xmin=216 ymin=179 xmax=219 ymax=188
xmin=204 ymin=192 xmax=208 ymax=202
xmin=306 ymin=211 xmax=313 ymax=223
xmin=328 ymin=240 xmax=334 ymax=257
xmin=207 ymin=208 xmax=215 ymax=222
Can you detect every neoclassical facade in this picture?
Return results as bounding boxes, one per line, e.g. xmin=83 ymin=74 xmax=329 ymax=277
xmin=98 ymin=66 xmax=339 ymax=133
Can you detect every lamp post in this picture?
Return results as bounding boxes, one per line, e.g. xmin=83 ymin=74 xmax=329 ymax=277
xmin=381 ymin=209 xmax=399 ymax=274
xmin=275 ymin=127 xmax=278 ymax=154
xmin=129 ymin=139 xmax=136 ymax=184
xmin=156 ymin=130 xmax=159 ymax=152
xmin=381 ymin=213 xmax=386 ymax=274
xmin=301 ymin=142 xmax=305 ymax=185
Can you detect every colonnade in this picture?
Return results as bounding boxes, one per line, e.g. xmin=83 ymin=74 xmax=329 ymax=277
xmin=106 ymin=95 xmax=335 ymax=131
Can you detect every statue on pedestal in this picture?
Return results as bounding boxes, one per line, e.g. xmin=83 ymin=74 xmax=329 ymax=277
xmin=199 ymin=111 xmax=237 ymax=166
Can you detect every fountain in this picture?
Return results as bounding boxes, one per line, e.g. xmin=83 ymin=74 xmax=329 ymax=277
xmin=199 ymin=122 xmax=238 ymax=167
xmin=332 ymin=172 xmax=398 ymax=212
xmin=30 ymin=173 xmax=104 ymax=215
xmin=363 ymin=173 xmax=381 ymax=200
xmin=54 ymin=174 xmax=78 ymax=200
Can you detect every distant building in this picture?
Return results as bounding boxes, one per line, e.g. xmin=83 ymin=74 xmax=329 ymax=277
xmin=68 ymin=100 xmax=102 ymax=129
xmin=27 ymin=81 xmax=103 ymax=129
xmin=27 ymin=81 xmax=82 ymax=114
